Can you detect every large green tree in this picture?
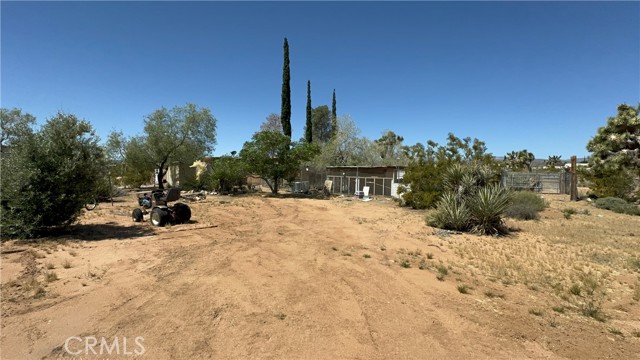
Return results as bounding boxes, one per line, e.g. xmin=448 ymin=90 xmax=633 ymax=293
xmin=312 ymin=105 xmax=333 ymax=144
xmin=311 ymin=115 xmax=385 ymax=168
xmin=504 ymin=149 xmax=535 ymax=171
xmin=104 ymin=130 xmax=129 ymax=184
xmin=587 ymin=103 xmax=639 ymax=171
xmin=1 ymin=108 xmax=36 ymax=149
xmin=586 ymin=103 xmax=640 ymax=199
xmin=375 ymin=130 xmax=405 ymax=165
xmin=545 ymin=155 xmax=563 ymax=168
xmin=305 ymin=80 xmax=313 ymax=143
xmin=1 ymin=112 xmax=105 ymax=238
xmin=121 ymin=135 xmax=155 ymax=187
xmin=240 ymin=131 xmax=318 ymax=194
xmin=281 ymin=38 xmax=292 ymax=138
xmin=259 ymin=113 xmax=283 ymax=134
xmin=122 ymin=103 xmax=217 ymax=188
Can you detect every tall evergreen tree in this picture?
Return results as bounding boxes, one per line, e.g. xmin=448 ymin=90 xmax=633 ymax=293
xmin=331 ymin=89 xmax=337 ymax=139
xmin=281 ymin=38 xmax=292 ymax=138
xmin=305 ymin=80 xmax=313 ymax=143
xmin=311 ymin=105 xmax=333 ymax=144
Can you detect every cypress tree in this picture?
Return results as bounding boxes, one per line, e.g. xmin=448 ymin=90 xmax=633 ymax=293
xmin=331 ymin=89 xmax=337 ymax=138
xmin=305 ymin=80 xmax=313 ymax=143
xmin=281 ymin=38 xmax=292 ymax=138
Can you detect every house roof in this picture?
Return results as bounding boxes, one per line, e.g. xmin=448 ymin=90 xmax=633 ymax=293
xmin=326 ymin=165 xmax=405 ymax=170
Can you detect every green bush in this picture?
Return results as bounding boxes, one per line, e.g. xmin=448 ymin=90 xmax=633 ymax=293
xmin=582 ymin=167 xmax=637 ymax=202
xmin=505 ymin=204 xmax=539 ymax=220
xmin=1 ymin=112 xmax=105 ymax=239
xmin=398 ymin=161 xmax=446 ymax=209
xmin=399 ymin=185 xmax=440 ymax=209
xmin=594 ymin=197 xmax=640 ymax=216
xmin=505 ymin=191 xmax=547 ymax=220
xmin=182 ymin=175 xmax=210 ymax=192
xmin=207 ymin=155 xmax=249 ymax=193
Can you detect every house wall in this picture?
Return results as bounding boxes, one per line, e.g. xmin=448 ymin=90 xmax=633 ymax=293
xmin=166 ymin=163 xmax=196 ymax=188
xmin=325 ymin=167 xmax=405 ymax=197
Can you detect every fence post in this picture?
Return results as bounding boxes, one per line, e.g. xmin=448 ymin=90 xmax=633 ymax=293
xmin=570 ymin=156 xmax=578 ymax=201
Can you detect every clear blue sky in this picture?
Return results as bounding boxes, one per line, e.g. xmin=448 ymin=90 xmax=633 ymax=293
xmin=2 ymin=1 xmax=638 ymax=159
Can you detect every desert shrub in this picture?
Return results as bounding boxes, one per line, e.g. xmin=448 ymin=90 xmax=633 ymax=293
xmin=427 ymin=192 xmax=471 ymax=231
xmin=563 ymin=208 xmax=577 ymax=219
xmin=505 ymin=203 xmax=540 ymax=220
xmin=586 ymin=169 xmax=637 ymax=201
xmin=399 ymin=134 xmax=499 ymax=209
xmin=503 ymin=190 xmax=550 ymax=220
xmin=398 ymin=185 xmax=440 ymax=210
xmin=594 ymin=197 xmax=627 ymax=210
xmin=427 ymin=164 xmax=510 ymax=235
xmin=505 ymin=191 xmax=546 ymax=220
xmin=207 ymin=155 xmax=249 ymax=193
xmin=594 ymin=197 xmax=640 ymax=216
xmin=182 ymin=175 xmax=210 ymax=192
xmin=94 ymin=174 xmax=117 ymax=200
xmin=468 ymin=184 xmax=511 ymax=235
xmin=1 ymin=112 xmax=105 ymax=239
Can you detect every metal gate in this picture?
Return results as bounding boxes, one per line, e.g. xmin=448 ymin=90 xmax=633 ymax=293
xmin=501 ymin=171 xmax=571 ymax=194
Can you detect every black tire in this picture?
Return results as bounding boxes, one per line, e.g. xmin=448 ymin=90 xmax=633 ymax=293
xmin=85 ymin=198 xmax=97 ymax=210
xmin=172 ymin=203 xmax=191 ymax=224
xmin=150 ymin=208 xmax=168 ymax=227
xmin=132 ymin=208 xmax=143 ymax=222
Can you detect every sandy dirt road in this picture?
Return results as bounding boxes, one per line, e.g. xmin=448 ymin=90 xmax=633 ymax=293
xmin=2 ymin=194 xmax=639 ymax=359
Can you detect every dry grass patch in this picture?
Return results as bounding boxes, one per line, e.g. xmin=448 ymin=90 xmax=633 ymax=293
xmin=443 ymin=195 xmax=639 ymax=320
xmin=44 ymin=271 xmax=58 ymax=282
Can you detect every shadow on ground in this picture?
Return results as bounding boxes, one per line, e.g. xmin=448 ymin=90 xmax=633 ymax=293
xmin=258 ymin=192 xmax=330 ymax=200
xmin=58 ymin=222 xmax=155 ymax=241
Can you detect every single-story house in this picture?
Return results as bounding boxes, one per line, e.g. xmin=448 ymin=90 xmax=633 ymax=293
xmin=326 ymin=166 xmax=406 ymax=198
xmin=165 ymin=157 xmax=215 ymax=187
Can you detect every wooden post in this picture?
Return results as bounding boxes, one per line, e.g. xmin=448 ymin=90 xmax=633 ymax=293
xmin=570 ymin=156 xmax=577 ymax=201
xmin=108 ymin=171 xmax=114 ymax=206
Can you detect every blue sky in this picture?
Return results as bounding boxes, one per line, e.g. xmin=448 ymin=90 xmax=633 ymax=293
xmin=2 ymin=1 xmax=638 ymax=159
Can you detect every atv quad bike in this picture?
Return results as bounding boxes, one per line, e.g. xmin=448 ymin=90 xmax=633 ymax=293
xmin=132 ymin=188 xmax=191 ymax=226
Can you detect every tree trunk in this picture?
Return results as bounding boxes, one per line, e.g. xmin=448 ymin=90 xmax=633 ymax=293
xmin=263 ymin=178 xmax=275 ymax=193
xmin=157 ymin=163 xmax=168 ymax=189
xmin=157 ymin=168 xmax=164 ymax=189
xmin=273 ymin=176 xmax=279 ymax=194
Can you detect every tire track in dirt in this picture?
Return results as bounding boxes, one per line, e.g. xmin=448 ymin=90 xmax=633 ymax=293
xmin=8 ymin=195 xmax=637 ymax=359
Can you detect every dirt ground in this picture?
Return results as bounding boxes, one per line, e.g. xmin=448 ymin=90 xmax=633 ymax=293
xmin=1 ymin=191 xmax=640 ymax=359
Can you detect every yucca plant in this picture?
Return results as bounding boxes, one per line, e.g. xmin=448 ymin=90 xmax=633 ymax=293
xmin=442 ymin=163 xmax=467 ymax=191
xmin=428 ymin=163 xmax=510 ymax=236
xmin=428 ymin=192 xmax=471 ymax=231
xmin=468 ymin=184 xmax=511 ymax=235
